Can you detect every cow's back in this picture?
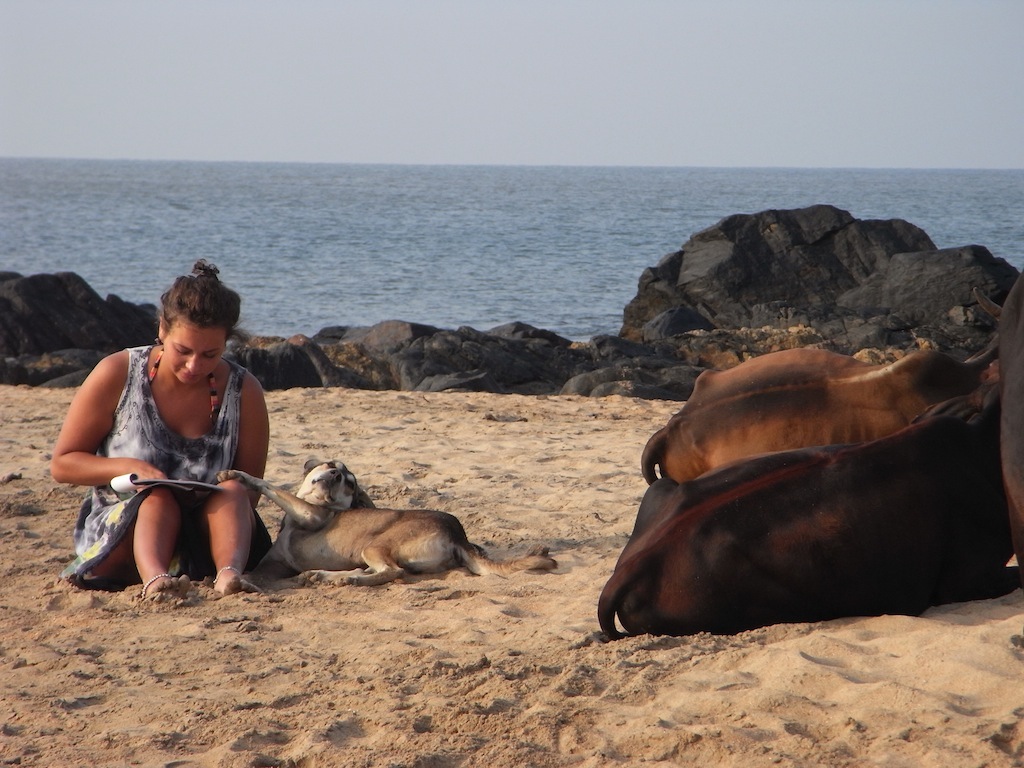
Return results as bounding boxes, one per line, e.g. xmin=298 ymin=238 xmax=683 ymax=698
xmin=642 ymin=348 xmax=991 ymax=484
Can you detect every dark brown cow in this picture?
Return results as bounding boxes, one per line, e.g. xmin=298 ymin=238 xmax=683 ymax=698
xmin=999 ymin=273 xmax=1024 ymax=587
xmin=601 ymin=402 xmax=1015 ymax=639
xmin=641 ymin=347 xmax=997 ymax=484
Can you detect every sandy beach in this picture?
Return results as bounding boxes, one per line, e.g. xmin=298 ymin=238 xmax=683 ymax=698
xmin=2 ymin=383 xmax=1024 ymax=768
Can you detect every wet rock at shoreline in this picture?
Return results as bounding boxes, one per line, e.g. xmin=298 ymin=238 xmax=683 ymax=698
xmin=3 ymin=205 xmax=1016 ymax=399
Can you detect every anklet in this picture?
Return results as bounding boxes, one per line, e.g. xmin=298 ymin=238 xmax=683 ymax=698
xmin=141 ymin=572 xmax=173 ymax=598
xmin=216 ymin=565 xmax=242 ymax=580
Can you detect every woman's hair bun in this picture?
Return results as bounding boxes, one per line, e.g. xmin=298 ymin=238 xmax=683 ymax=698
xmin=192 ymin=259 xmax=221 ymax=280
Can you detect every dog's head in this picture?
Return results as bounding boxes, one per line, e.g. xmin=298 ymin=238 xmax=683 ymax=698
xmin=295 ymin=460 xmax=359 ymax=509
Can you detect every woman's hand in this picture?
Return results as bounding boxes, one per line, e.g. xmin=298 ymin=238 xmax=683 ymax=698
xmin=111 ymin=459 xmax=168 ymax=482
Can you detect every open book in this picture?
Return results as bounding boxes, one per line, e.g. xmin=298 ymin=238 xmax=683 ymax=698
xmin=110 ymin=473 xmax=223 ymax=494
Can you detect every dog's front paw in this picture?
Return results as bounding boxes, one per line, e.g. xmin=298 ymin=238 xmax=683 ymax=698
xmin=216 ymin=469 xmax=241 ymax=484
xmin=301 ymin=569 xmax=359 ymax=587
xmin=300 ymin=569 xmax=328 ymax=585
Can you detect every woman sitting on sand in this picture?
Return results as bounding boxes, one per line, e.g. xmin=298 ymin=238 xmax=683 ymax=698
xmin=52 ymin=260 xmax=272 ymax=599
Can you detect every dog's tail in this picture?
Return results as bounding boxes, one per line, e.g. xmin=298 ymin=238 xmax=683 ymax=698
xmin=457 ymin=543 xmax=557 ymax=576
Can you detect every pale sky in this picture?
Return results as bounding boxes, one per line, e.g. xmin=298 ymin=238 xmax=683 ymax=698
xmin=1 ymin=0 xmax=1021 ymax=169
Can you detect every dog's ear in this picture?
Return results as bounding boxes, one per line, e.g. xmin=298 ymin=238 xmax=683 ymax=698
xmin=352 ymin=487 xmax=376 ymax=512
xmin=303 ymin=458 xmax=323 ymax=473
xmin=352 ymin=479 xmax=376 ymax=509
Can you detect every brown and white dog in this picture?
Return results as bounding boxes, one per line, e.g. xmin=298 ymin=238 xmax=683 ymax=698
xmin=218 ymin=460 xmax=557 ymax=587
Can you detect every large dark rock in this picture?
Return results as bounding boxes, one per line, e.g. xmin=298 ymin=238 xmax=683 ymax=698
xmin=285 ymin=334 xmax=374 ymax=389
xmin=561 ymin=363 xmax=703 ymax=401
xmin=389 ymin=325 xmax=592 ymax=395
xmin=314 ymin=320 xmax=442 ymax=353
xmin=227 ymin=341 xmax=326 ymax=390
xmin=621 ymin=205 xmax=1018 ymax=353
xmin=838 ymin=246 xmax=1018 ymax=324
xmin=562 ymin=326 xmax=838 ymax=398
xmin=0 ymin=272 xmax=157 ymax=356
xmin=488 ymin=322 xmax=574 ymax=347
xmin=641 ymin=307 xmax=715 ymax=343
xmin=225 ymin=336 xmax=374 ymax=391
xmin=5 ymin=220 xmax=1015 ymax=399
xmin=235 ymin=323 xmax=598 ymax=395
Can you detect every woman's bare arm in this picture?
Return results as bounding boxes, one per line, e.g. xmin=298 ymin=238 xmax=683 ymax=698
xmin=50 ymin=351 xmax=165 ymax=486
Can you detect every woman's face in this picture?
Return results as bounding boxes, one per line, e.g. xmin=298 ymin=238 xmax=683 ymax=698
xmin=159 ymin=320 xmax=228 ymax=384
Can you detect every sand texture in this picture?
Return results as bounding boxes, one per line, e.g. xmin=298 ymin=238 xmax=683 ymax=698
xmin=2 ymin=384 xmax=1024 ymax=767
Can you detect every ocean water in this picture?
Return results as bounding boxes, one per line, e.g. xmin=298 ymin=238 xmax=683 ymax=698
xmin=2 ymin=158 xmax=1022 ymax=341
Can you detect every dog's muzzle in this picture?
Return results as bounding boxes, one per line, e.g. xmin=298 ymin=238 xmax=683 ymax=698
xmin=314 ymin=469 xmax=356 ymax=498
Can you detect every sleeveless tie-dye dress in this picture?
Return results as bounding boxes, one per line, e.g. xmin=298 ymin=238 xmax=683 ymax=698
xmin=61 ymin=345 xmax=272 ymax=587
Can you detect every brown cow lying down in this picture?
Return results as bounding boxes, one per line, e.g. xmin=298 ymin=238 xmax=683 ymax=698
xmin=641 ymin=347 xmax=997 ymax=484
xmin=999 ymin=273 xmax=1024 ymax=587
xmin=600 ymin=401 xmax=1016 ymax=639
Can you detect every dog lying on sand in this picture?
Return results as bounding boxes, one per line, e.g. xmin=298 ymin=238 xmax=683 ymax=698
xmin=218 ymin=460 xmax=557 ymax=587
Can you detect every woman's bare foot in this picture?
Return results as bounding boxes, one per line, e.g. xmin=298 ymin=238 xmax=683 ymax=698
xmin=141 ymin=573 xmax=192 ymax=601
xmin=212 ymin=566 xmax=263 ymax=596
xmin=214 ymin=565 xmax=245 ymax=596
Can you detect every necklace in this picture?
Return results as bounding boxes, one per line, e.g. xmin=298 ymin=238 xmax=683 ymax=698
xmin=148 ymin=350 xmax=221 ymax=422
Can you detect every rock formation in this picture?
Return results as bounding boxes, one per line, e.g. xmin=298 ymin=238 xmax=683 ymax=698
xmin=2 ymin=206 xmax=1016 ymax=400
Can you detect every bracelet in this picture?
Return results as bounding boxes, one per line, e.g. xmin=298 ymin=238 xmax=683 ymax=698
xmin=216 ymin=565 xmax=242 ymax=580
xmin=141 ymin=572 xmax=172 ymax=598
